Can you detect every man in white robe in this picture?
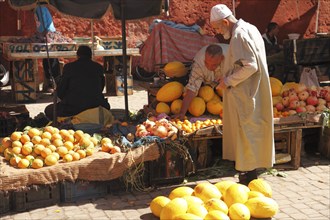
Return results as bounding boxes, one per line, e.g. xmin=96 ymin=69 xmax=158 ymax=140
xmin=210 ymin=4 xmax=275 ymax=185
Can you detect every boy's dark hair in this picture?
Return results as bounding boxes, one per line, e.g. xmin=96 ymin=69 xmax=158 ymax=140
xmin=77 ymin=45 xmax=92 ymax=59
xmin=267 ymin=22 xmax=278 ymax=33
xmin=206 ymin=44 xmax=223 ymax=57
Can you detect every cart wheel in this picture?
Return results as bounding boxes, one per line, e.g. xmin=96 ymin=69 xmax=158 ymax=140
xmin=134 ymin=66 xmax=157 ymax=82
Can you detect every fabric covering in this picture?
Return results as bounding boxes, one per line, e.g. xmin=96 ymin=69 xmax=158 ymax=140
xmin=8 ymin=0 xmax=163 ymax=20
xmin=139 ymin=23 xmax=219 ymax=73
xmin=0 ymin=143 xmax=159 ymax=191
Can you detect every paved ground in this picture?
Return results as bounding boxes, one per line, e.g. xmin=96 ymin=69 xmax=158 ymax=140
xmin=0 ymin=81 xmax=329 ymax=220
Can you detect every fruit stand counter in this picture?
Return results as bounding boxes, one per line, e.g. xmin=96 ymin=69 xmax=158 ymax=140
xmin=0 ymin=143 xmax=159 ymax=192
xmin=1 ymin=42 xmax=140 ymax=102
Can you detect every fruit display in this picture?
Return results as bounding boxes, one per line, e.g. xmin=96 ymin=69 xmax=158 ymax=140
xmin=0 ymin=126 xmax=123 ymax=169
xmin=269 ymin=77 xmax=330 ymax=118
xmin=149 ymin=178 xmax=279 ymax=220
xmin=170 ymin=118 xmax=222 ymax=135
xmin=135 ymin=116 xmax=178 ymax=139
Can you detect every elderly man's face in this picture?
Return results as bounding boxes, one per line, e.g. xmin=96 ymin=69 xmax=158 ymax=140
xmin=211 ymin=19 xmax=231 ymax=40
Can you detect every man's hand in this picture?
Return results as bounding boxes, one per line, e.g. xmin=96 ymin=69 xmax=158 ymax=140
xmin=215 ymin=77 xmax=227 ymax=90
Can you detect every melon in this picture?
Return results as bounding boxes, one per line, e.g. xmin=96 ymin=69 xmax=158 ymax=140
xmin=149 ymin=196 xmax=171 ymax=217
xmin=164 ymin=61 xmax=188 ymax=78
xmin=206 ymin=100 xmax=223 ymax=115
xmin=228 ymin=203 xmax=250 ymax=220
xmin=204 ymin=210 xmax=229 ymax=220
xmin=160 ymin=198 xmax=188 ymax=220
xmin=281 ymin=82 xmax=299 ymax=93
xmin=170 ymin=99 xmax=183 ymax=115
xmin=248 ymin=191 xmax=265 ymax=199
xmin=169 ymin=186 xmax=194 ymax=200
xmin=204 ymin=198 xmax=228 ymax=214
xmin=156 ymin=81 xmax=184 ymax=102
xmin=193 ymin=182 xmax=222 ymax=203
xmin=174 ymin=213 xmax=203 ymax=220
xmin=186 ymin=203 xmax=208 ymax=218
xmin=182 ymin=195 xmax=204 ymax=207
xmin=245 ymin=197 xmax=279 ymax=218
xmin=214 ymin=180 xmax=236 ymax=196
xmin=156 ymin=102 xmax=171 ymax=115
xmin=269 ymin=77 xmax=283 ymax=97
xmin=223 ymin=183 xmax=249 ymax=207
xmin=188 ymin=97 xmax=206 ymax=117
xmin=248 ymin=178 xmax=272 ymax=197
xmin=198 ymin=85 xmax=215 ymax=102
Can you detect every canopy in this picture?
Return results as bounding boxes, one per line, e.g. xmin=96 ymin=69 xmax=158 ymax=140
xmin=8 ymin=0 xmax=167 ymax=121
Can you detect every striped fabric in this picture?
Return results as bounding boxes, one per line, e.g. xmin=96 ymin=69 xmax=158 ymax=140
xmin=139 ymin=23 xmax=219 ymax=73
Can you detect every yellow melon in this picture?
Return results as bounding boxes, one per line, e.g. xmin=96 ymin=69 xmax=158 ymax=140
xmin=204 ymin=198 xmax=228 ymax=214
xmin=214 ymin=180 xmax=236 ymax=196
xmin=186 ymin=203 xmax=208 ymax=218
xmin=156 ymin=102 xmax=171 ymax=115
xmin=281 ymin=82 xmax=298 ymax=93
xmin=210 ymin=93 xmax=221 ymax=102
xmin=193 ymin=182 xmax=222 ymax=203
xmin=164 ymin=61 xmax=188 ymax=78
xmin=156 ymin=81 xmax=184 ymax=102
xmin=160 ymin=198 xmax=188 ymax=220
xmin=169 ymin=186 xmax=194 ymax=200
xmin=223 ymin=183 xmax=249 ymax=207
xmin=150 ymin=196 xmax=171 ymax=217
xmin=182 ymin=195 xmax=204 ymax=207
xmin=170 ymin=99 xmax=183 ymax=115
xmin=248 ymin=191 xmax=265 ymax=199
xmin=228 ymin=203 xmax=250 ymax=220
xmin=188 ymin=97 xmax=206 ymax=117
xmin=204 ymin=210 xmax=229 ymax=220
xmin=272 ymin=96 xmax=282 ymax=106
xmin=174 ymin=213 xmax=203 ymax=220
xmin=198 ymin=86 xmax=215 ymax=102
xmin=206 ymin=100 xmax=223 ymax=115
xmin=269 ymin=77 xmax=283 ymax=97
xmin=248 ymin=178 xmax=272 ymax=197
xmin=245 ymin=197 xmax=279 ymax=218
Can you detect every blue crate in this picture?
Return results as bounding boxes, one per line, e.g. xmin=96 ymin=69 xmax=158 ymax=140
xmin=12 ymin=184 xmax=60 ymax=212
xmin=60 ymin=181 xmax=108 ymax=202
xmin=0 ymin=191 xmax=11 ymax=214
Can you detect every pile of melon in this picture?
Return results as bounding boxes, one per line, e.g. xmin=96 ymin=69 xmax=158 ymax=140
xmin=155 ymin=82 xmax=223 ymax=117
xmin=270 ymin=77 xmax=330 ymax=118
xmin=149 ymin=179 xmax=278 ymax=220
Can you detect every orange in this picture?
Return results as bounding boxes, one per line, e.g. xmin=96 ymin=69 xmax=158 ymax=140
xmin=31 ymin=135 xmax=42 ymax=144
xmin=74 ymin=130 xmax=84 ymax=142
xmin=33 ymin=144 xmax=45 ymax=155
xmin=4 ymin=148 xmax=13 ymax=161
xmin=59 ymin=129 xmax=70 ymax=138
xmin=22 ymin=144 xmax=33 ymax=155
xmin=10 ymin=156 xmax=21 ymax=167
xmin=41 ymin=131 xmax=52 ymax=140
xmin=41 ymin=148 xmax=53 ymax=158
xmin=72 ymin=152 xmax=80 ymax=161
xmin=76 ymin=149 xmax=86 ymax=159
xmin=1 ymin=137 xmax=12 ymax=148
xmin=28 ymin=128 xmax=41 ymax=138
xmin=52 ymin=138 xmax=64 ymax=147
xmin=11 ymin=140 xmax=23 ymax=148
xmin=64 ymin=135 xmax=75 ymax=143
xmin=25 ymin=155 xmax=35 ymax=161
xmin=85 ymin=147 xmax=94 ymax=156
xmin=101 ymin=142 xmax=112 ymax=152
xmin=10 ymin=131 xmax=22 ymax=141
xmin=20 ymin=134 xmax=31 ymax=144
xmin=40 ymin=138 xmax=51 ymax=147
xmin=79 ymin=137 xmax=91 ymax=148
xmin=46 ymin=144 xmax=57 ymax=152
xmin=18 ymin=158 xmax=30 ymax=169
xmin=63 ymin=154 xmax=73 ymax=163
xmin=89 ymin=137 xmax=99 ymax=146
xmin=44 ymin=126 xmax=55 ymax=134
xmin=52 ymin=152 xmax=60 ymax=160
xmin=101 ymin=137 xmax=112 ymax=145
xmin=12 ymin=146 xmax=22 ymax=155
xmin=56 ymin=146 xmax=68 ymax=158
xmin=51 ymin=133 xmax=62 ymax=141
xmin=32 ymin=158 xmax=44 ymax=169
xmin=64 ymin=141 xmax=74 ymax=151
xmin=44 ymin=154 xmax=58 ymax=166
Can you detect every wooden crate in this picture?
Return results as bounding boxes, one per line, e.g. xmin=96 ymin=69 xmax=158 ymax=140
xmin=0 ymin=191 xmax=11 ymax=214
xmin=274 ymin=128 xmax=302 ymax=170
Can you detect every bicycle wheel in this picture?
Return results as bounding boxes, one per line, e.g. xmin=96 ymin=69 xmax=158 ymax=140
xmin=0 ymin=64 xmax=9 ymax=87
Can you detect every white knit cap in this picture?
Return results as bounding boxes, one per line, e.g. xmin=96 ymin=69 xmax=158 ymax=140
xmin=210 ymin=4 xmax=233 ymax=22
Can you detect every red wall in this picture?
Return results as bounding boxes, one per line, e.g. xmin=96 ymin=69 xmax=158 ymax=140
xmin=1 ymin=0 xmax=329 ymax=46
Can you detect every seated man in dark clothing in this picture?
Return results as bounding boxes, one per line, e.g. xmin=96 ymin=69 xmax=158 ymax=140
xmin=45 ymin=45 xmax=110 ymax=120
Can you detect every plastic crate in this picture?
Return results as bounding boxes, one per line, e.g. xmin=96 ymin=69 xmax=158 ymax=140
xmin=0 ymin=191 xmax=11 ymax=214
xmin=0 ymin=117 xmax=17 ymax=137
xmin=60 ymin=181 xmax=108 ymax=202
xmin=12 ymin=184 xmax=60 ymax=212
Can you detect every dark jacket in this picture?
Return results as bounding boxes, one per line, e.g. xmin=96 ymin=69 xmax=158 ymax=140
xmin=57 ymin=57 xmax=110 ymax=116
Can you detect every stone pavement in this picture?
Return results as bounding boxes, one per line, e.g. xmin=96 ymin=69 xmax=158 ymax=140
xmin=0 ymin=81 xmax=330 ymax=220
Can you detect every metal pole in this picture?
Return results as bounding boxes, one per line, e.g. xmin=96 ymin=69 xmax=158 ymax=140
xmin=121 ymin=0 xmax=129 ymax=121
